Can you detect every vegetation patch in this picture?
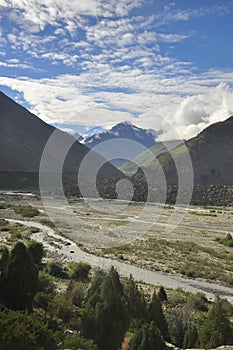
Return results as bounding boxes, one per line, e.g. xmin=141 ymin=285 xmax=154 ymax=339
xmin=13 ymin=205 xmax=39 ymax=217
xmin=216 ymin=233 xmax=233 ymax=247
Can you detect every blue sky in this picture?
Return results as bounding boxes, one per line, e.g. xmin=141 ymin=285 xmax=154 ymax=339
xmin=0 ymin=0 xmax=233 ymax=139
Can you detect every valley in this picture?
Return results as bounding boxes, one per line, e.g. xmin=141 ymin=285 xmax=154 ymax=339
xmin=1 ymin=192 xmax=233 ymax=303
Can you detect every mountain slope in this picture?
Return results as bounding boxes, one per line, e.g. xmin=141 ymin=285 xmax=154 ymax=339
xmin=120 ymin=140 xmax=182 ymax=176
xmin=135 ymin=116 xmax=233 ymax=186
xmin=0 ymin=92 xmax=123 ymax=183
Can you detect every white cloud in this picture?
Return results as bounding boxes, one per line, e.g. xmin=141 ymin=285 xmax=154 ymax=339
xmin=1 ymin=0 xmax=232 ymax=142
xmin=172 ymin=83 xmax=233 ymax=139
xmin=1 ymin=71 xmax=233 ymax=141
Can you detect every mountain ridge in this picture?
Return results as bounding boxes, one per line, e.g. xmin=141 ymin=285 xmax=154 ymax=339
xmin=134 ymin=114 xmax=233 ymax=186
xmin=0 ymin=92 xmax=123 ymax=187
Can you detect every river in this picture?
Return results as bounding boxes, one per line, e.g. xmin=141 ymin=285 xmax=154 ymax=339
xmin=8 ymin=218 xmax=233 ymax=304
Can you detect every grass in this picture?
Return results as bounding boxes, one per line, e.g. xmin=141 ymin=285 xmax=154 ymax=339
xmin=216 ymin=233 xmax=233 ymax=247
xmin=30 ymin=227 xmax=40 ymax=233
xmin=189 ymin=211 xmax=217 ymax=217
xmin=40 ymin=219 xmax=56 ymax=228
xmin=101 ymin=237 xmax=233 ymax=286
xmin=0 ymin=202 xmax=10 ymax=209
xmin=13 ymin=205 xmax=39 ymax=218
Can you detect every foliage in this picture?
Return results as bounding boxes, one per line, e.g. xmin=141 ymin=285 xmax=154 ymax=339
xmin=82 ymin=266 xmax=129 ymax=350
xmin=40 ymin=218 xmax=56 ymax=228
xmin=158 ymin=286 xmax=168 ymax=302
xmin=183 ymin=323 xmax=199 ymax=349
xmin=128 ymin=322 xmax=167 ymax=350
xmin=48 ymin=293 xmax=74 ymax=322
xmin=199 ymin=299 xmax=233 ymax=348
xmin=66 ymin=280 xmax=87 ymax=307
xmin=186 ymin=292 xmax=208 ymax=312
xmin=0 ymin=242 xmax=38 ymax=310
xmin=63 ymin=334 xmax=98 ymax=350
xmin=0 ymin=309 xmax=57 ymax=350
xmin=147 ymin=291 xmax=169 ymax=340
xmin=69 ymin=262 xmax=91 ymax=280
xmin=26 ymin=240 xmax=44 ymax=265
xmin=124 ymin=275 xmax=146 ymax=322
xmin=13 ymin=205 xmax=39 ymax=217
xmin=47 ymin=261 xmax=69 ymax=279
xmin=217 ymin=233 xmax=233 ymax=247
xmin=37 ymin=270 xmax=55 ymax=293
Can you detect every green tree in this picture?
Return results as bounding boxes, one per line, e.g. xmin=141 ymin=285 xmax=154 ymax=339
xmin=183 ymin=323 xmax=199 ymax=349
xmin=147 ymin=291 xmax=169 ymax=340
xmin=128 ymin=322 xmax=167 ymax=350
xmin=199 ymin=299 xmax=233 ymax=348
xmin=82 ymin=266 xmax=129 ymax=350
xmin=158 ymin=286 xmax=168 ymax=302
xmin=26 ymin=240 xmax=44 ymax=265
xmin=124 ymin=275 xmax=146 ymax=321
xmin=63 ymin=335 xmax=98 ymax=350
xmin=0 ymin=309 xmax=57 ymax=350
xmin=1 ymin=242 xmax=38 ymax=310
xmin=0 ymin=246 xmax=9 ymax=273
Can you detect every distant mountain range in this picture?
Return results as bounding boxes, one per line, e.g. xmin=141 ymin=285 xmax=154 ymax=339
xmin=0 ymin=92 xmax=123 ymax=188
xmin=75 ymin=122 xmax=160 ymax=167
xmin=79 ymin=121 xmax=159 ymax=149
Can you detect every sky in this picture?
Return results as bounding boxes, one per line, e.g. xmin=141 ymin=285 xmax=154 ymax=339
xmin=0 ymin=0 xmax=233 ymax=140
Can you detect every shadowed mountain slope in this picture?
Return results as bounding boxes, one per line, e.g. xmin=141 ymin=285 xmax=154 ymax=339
xmin=0 ymin=92 xmax=123 ymax=185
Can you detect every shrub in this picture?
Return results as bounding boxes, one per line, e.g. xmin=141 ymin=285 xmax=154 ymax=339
xmin=0 ymin=309 xmax=57 ymax=349
xmin=218 ymin=233 xmax=233 ymax=247
xmin=48 ymin=262 xmax=69 ymax=279
xmin=26 ymin=240 xmax=44 ymax=265
xmin=13 ymin=205 xmax=39 ymax=218
xmin=69 ymin=262 xmax=91 ymax=280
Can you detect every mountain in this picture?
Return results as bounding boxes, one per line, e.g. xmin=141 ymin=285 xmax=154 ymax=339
xmin=0 ymin=92 xmax=123 ymax=188
xmin=82 ymin=122 xmax=159 ymax=149
xmin=80 ymin=122 xmax=160 ymax=167
xmin=72 ymin=132 xmax=83 ymax=142
xmin=133 ymin=115 xmax=233 ymax=186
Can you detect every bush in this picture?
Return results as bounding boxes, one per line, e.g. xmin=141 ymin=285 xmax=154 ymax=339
xmin=13 ymin=205 xmax=39 ymax=218
xmin=40 ymin=219 xmax=56 ymax=228
xmin=69 ymin=262 xmax=91 ymax=280
xmin=34 ymin=291 xmax=52 ymax=310
xmin=30 ymin=227 xmax=40 ymax=233
xmin=0 ymin=309 xmax=57 ymax=349
xmin=38 ymin=271 xmax=55 ymax=293
xmin=187 ymin=293 xmax=208 ymax=311
xmin=63 ymin=335 xmax=98 ymax=350
xmin=48 ymin=262 xmax=69 ymax=279
xmin=48 ymin=293 xmax=74 ymax=322
xmin=218 ymin=233 xmax=233 ymax=247
xmin=26 ymin=240 xmax=44 ymax=265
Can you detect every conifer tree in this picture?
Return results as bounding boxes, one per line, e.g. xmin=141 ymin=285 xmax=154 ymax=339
xmin=124 ymin=275 xmax=146 ymax=321
xmin=1 ymin=242 xmax=38 ymax=310
xmin=82 ymin=266 xmax=129 ymax=350
xmin=128 ymin=322 xmax=167 ymax=350
xmin=158 ymin=286 xmax=168 ymax=302
xmin=183 ymin=323 xmax=199 ymax=349
xmin=199 ymin=299 xmax=233 ymax=348
xmin=147 ymin=291 xmax=169 ymax=340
